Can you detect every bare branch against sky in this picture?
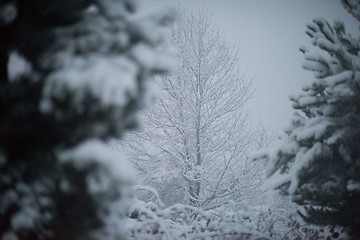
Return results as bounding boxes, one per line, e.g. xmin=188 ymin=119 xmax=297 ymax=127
xmin=141 ymin=0 xmax=359 ymax=132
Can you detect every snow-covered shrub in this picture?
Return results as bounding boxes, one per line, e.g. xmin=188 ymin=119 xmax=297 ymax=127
xmin=124 ymin=186 xmax=335 ymax=240
xmin=0 ymin=0 xmax=175 ymax=239
xmin=126 ymin=186 xmax=270 ymax=240
xmin=253 ymin=0 xmax=360 ymax=236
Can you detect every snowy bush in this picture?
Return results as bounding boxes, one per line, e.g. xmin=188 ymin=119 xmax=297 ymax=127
xmin=124 ymin=186 xmax=336 ymax=240
xmin=126 ymin=186 xmax=270 ymax=240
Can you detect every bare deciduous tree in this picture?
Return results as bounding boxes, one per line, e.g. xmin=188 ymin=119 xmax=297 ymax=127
xmin=121 ymin=9 xmax=260 ymax=208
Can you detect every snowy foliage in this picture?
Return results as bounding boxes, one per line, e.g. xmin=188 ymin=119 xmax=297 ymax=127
xmin=60 ymin=140 xmax=136 ymax=184
xmin=0 ymin=0 xmax=175 ymax=239
xmin=124 ymin=186 xmax=340 ymax=240
xmin=341 ymin=0 xmax=360 ymax=22
xmin=40 ymin=3 xmax=176 ymax=115
xmin=253 ymin=0 xmax=360 ymax=231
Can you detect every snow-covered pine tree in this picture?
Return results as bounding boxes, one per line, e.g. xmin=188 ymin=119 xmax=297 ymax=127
xmin=253 ymin=0 xmax=360 ymax=235
xmin=0 ymin=1 xmax=175 ymax=239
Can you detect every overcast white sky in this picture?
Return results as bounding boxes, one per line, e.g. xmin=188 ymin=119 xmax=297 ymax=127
xmin=142 ymin=0 xmax=359 ymax=133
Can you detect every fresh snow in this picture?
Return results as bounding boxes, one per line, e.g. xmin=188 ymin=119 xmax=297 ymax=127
xmin=60 ymin=139 xmax=136 ymax=184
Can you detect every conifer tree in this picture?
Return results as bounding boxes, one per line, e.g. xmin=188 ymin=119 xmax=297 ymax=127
xmin=0 ymin=0 xmax=175 ymax=239
xmin=254 ymin=0 xmax=360 ymax=234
